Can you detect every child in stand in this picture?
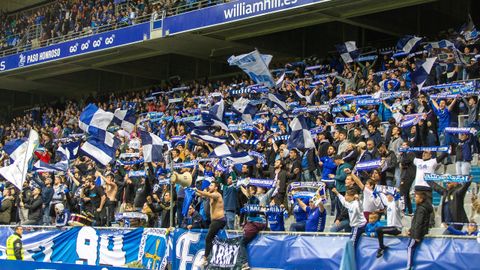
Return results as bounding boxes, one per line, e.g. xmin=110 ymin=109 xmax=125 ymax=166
xmin=332 ymin=187 xmax=367 ymax=248
xmin=375 ymin=189 xmax=404 ymax=258
xmin=365 ymin=212 xmax=382 ymax=237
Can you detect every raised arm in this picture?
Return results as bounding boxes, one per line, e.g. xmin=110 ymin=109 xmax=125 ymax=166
xmin=296 ymin=197 xmax=307 ymax=212
xmin=240 ymin=185 xmax=251 ymax=198
xmin=447 ymin=97 xmax=458 ymax=112
xmin=349 ymin=171 xmax=365 ymax=190
xmin=430 ymin=98 xmax=440 ymax=110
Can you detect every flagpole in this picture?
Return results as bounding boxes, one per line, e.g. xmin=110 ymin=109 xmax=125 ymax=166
xmin=168 ymin=150 xmax=174 ymax=228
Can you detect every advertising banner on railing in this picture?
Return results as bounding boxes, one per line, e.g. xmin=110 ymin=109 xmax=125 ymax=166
xmin=0 ymin=226 xmax=168 ymax=269
xmin=163 ymin=0 xmax=331 ymax=35
xmin=0 ymin=22 xmax=150 ymax=73
xmin=1 ymin=227 xmax=480 ymax=270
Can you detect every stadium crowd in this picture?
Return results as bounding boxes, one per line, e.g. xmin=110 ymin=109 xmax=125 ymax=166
xmin=0 ymin=15 xmax=479 ymax=269
xmin=0 ymin=0 xmax=185 ymax=52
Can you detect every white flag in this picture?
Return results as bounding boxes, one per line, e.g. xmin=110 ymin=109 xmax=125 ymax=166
xmin=0 ymin=129 xmax=39 ymax=190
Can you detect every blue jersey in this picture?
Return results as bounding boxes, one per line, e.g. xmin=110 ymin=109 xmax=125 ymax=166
xmin=433 ymin=106 xmax=451 ymax=133
xmin=267 ymin=209 xmax=288 ymax=231
xmin=293 ymin=204 xmax=308 ymax=222
xmin=305 ymin=207 xmax=326 ymax=232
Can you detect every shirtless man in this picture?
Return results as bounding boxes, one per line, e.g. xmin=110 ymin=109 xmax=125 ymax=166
xmin=104 ymin=172 xmax=118 ymax=226
xmin=194 ymin=181 xmax=225 ymax=267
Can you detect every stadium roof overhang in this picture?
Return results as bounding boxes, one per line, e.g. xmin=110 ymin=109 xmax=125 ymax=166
xmin=196 ymin=0 xmax=437 ymax=40
xmin=0 ymin=0 xmax=438 ymax=96
xmin=0 ymin=0 xmax=48 ymax=13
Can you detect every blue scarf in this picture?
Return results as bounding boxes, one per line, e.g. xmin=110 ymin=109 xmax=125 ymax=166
xmin=424 ymin=173 xmax=470 ymax=183
xmin=248 ymin=151 xmax=267 ymax=166
xmin=335 ymin=116 xmax=361 ymax=125
xmin=445 ymin=127 xmax=476 ymax=134
xmin=399 ymin=146 xmax=450 ymax=152
xmin=355 ymin=159 xmax=381 ymax=171
xmin=237 ymin=178 xmax=275 ymax=188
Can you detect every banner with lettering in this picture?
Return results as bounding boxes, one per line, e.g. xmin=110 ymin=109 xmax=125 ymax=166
xmin=207 ymin=237 xmax=246 ymax=269
xmin=0 ymin=227 xmax=168 ymax=270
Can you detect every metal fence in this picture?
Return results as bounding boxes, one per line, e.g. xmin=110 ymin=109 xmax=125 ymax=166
xmin=0 ymin=0 xmax=228 ymax=57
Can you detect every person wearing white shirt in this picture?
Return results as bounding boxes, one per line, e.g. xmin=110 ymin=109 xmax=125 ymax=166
xmin=413 ymin=151 xmax=448 ymax=189
xmin=332 ymin=187 xmax=366 ymax=248
xmin=412 ymin=150 xmax=447 ymax=226
xmin=345 ymin=168 xmax=383 ymax=221
xmin=375 ymin=191 xmax=405 ymax=258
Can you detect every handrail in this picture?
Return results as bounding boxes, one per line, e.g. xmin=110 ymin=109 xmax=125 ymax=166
xmin=0 ymin=0 xmax=229 ymax=57
xmin=0 ymin=14 xmax=152 ymax=57
xmin=0 ymin=224 xmax=477 ymax=239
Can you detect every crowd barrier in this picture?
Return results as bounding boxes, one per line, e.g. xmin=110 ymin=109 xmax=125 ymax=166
xmin=0 ymin=226 xmax=479 ymax=270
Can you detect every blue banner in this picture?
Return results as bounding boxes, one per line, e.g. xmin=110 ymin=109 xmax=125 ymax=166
xmin=0 ymin=22 xmax=150 ymax=72
xmin=163 ymin=0 xmax=331 ymax=35
xmin=171 ymin=229 xmax=480 ymax=270
xmin=0 ymin=227 xmax=168 ymax=269
xmin=0 ymin=227 xmax=479 ymax=269
xmin=0 ymin=260 xmax=128 ymax=270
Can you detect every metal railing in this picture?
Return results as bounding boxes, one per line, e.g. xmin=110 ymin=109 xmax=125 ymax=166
xmin=0 ymin=224 xmax=477 ymax=238
xmin=0 ymin=14 xmax=152 ymax=57
xmin=0 ymin=0 xmax=228 ymax=58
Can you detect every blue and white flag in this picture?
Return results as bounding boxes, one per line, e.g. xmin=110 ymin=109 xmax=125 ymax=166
xmin=191 ymin=129 xmax=227 ymax=146
xmin=3 ymin=138 xmax=27 ymax=162
xmin=460 ymin=14 xmax=478 ymax=43
xmin=79 ymin=137 xmax=119 ymax=166
xmin=113 ymin=108 xmax=137 ymax=133
xmin=424 ymin=40 xmax=455 ymax=50
xmin=267 ymin=93 xmax=289 ymax=114
xmin=208 ymin=99 xmax=225 ymax=122
xmin=232 ymin=97 xmax=258 ymax=124
xmin=193 ymin=112 xmax=229 ymax=131
xmin=209 ymin=144 xmax=254 ymax=165
xmin=79 ymin=104 xmax=119 ymax=148
xmin=395 ymin=35 xmax=422 ymax=54
xmin=0 ymin=129 xmax=39 ymax=190
xmin=34 ymin=145 xmax=72 ymax=172
xmin=412 ymin=57 xmax=436 ymax=89
xmin=335 ymin=41 xmax=359 ymax=63
xmin=228 ymin=50 xmax=275 ymax=87
xmin=140 ymin=131 xmax=168 ymax=163
xmin=59 ymin=141 xmax=80 ymax=160
xmin=79 ymin=103 xmax=114 ymax=137
xmin=287 ymin=115 xmax=315 ymax=150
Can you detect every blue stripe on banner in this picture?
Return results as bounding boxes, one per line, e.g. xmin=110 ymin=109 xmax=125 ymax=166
xmin=424 ymin=173 xmax=470 ymax=183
